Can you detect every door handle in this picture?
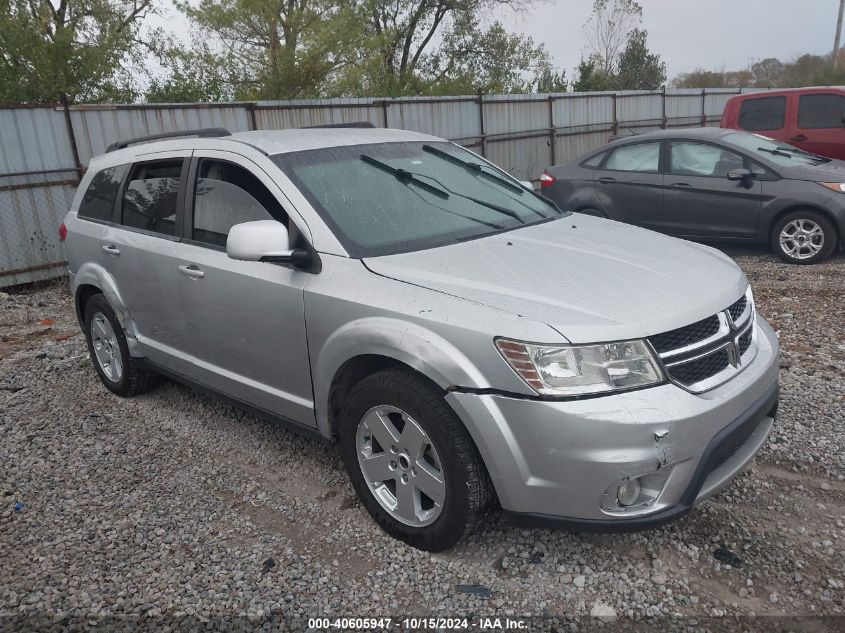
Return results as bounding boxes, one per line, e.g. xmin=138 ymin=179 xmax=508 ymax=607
xmin=101 ymin=245 xmax=120 ymax=256
xmin=598 ymin=176 xmax=616 ymax=184
xmin=789 ymin=134 xmax=808 ymax=142
xmin=669 ymin=182 xmax=693 ymax=191
xmin=178 ymin=264 xmax=205 ymax=279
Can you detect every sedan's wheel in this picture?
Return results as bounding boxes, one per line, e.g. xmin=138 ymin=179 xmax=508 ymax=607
xmin=771 ymin=211 xmax=836 ymax=264
xmin=83 ymin=293 xmax=157 ymax=397
xmin=356 ymin=405 xmax=446 ymax=527
xmin=339 ymin=368 xmax=493 ymax=551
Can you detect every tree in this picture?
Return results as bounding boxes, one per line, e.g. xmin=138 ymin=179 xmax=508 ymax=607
xmin=0 ymin=0 xmax=160 ymax=104
xmin=614 ymin=28 xmax=665 ymax=89
xmin=175 ymin=0 xmax=363 ymax=99
xmin=571 ymin=57 xmax=614 ymax=91
xmin=145 ymin=43 xmax=235 ymax=102
xmin=750 ymin=57 xmax=783 ymax=87
xmin=583 ymin=0 xmax=642 ymax=75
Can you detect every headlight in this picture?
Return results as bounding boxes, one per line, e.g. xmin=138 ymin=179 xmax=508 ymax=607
xmin=819 ymin=182 xmax=845 ymax=193
xmin=495 ymin=338 xmax=664 ymax=397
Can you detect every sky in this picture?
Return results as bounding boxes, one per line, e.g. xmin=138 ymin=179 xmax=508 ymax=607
xmin=498 ymin=0 xmax=834 ymax=80
xmin=148 ymin=0 xmax=835 ymax=83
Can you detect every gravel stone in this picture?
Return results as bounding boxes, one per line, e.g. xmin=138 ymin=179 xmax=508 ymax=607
xmin=1 ymin=248 xmax=844 ymax=628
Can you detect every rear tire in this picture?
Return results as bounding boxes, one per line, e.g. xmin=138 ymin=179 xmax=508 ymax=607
xmin=338 ymin=368 xmax=493 ymax=551
xmin=83 ymin=293 xmax=157 ymax=397
xmin=771 ymin=210 xmax=837 ymax=264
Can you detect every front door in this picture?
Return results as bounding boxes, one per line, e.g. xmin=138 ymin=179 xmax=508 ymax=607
xmin=662 ymin=140 xmax=761 ymax=239
xmin=170 ymin=150 xmax=315 ymax=426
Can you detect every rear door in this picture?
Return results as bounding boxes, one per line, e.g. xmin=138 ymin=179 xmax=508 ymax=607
xmin=791 ymin=91 xmax=845 ymax=159
xmin=106 ymin=152 xmax=190 ymax=362
xmin=662 ymin=140 xmax=761 ymax=239
xmin=593 ymin=140 xmax=664 ymax=230
xmin=170 ymin=150 xmax=315 ymax=426
xmin=736 ymin=95 xmax=789 ymax=144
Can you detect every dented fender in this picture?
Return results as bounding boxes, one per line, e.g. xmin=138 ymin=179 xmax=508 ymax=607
xmin=71 ymin=262 xmax=143 ymax=357
xmin=311 ymin=316 xmax=491 ymax=437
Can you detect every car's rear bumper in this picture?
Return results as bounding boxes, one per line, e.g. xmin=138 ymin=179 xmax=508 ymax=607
xmin=445 ymin=315 xmax=779 ymax=526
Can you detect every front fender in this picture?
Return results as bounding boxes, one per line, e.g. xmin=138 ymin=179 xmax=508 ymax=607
xmin=312 ymin=316 xmax=491 ymax=437
xmin=73 ymin=262 xmax=143 ymax=356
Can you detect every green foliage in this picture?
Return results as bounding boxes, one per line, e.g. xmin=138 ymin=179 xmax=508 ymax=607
xmin=673 ymin=53 xmax=845 ymax=89
xmin=572 ymin=28 xmax=664 ymax=91
xmin=614 ymin=28 xmax=665 ymax=90
xmin=0 ymin=0 xmax=158 ymax=104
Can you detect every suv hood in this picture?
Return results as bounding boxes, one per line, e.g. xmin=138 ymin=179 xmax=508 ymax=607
xmin=364 ymin=216 xmax=748 ymax=343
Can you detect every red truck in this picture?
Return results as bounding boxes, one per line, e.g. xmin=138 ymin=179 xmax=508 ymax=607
xmin=721 ymin=87 xmax=845 ymax=159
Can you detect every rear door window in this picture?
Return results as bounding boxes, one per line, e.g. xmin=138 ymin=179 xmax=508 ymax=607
xmin=191 ymin=159 xmax=287 ymax=248
xmin=77 ymin=165 xmax=127 ymax=222
xmin=605 ymin=142 xmax=660 ymax=173
xmin=798 ymin=93 xmax=845 ymax=129
xmin=121 ymin=160 xmax=183 ymax=236
xmin=738 ymin=96 xmax=786 ymax=131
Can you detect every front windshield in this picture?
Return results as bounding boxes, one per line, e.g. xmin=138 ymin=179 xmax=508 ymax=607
xmin=272 ymin=141 xmax=562 ymax=257
xmin=724 ymin=132 xmax=830 ymax=167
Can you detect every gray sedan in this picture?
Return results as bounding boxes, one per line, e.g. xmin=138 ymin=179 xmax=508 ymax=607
xmin=540 ymin=127 xmax=845 ymax=264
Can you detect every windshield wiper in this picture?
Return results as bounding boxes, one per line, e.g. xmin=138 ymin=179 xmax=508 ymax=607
xmin=422 ymin=144 xmax=525 ymax=194
xmin=757 ymin=146 xmax=798 ymax=159
xmin=360 ymin=154 xmax=450 ymax=199
xmin=773 ymin=145 xmax=829 ymax=163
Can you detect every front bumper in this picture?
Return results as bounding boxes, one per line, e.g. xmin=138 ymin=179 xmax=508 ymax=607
xmin=445 ymin=315 xmax=779 ymax=528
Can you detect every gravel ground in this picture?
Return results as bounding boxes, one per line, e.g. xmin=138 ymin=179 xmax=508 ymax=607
xmin=1 ymin=247 xmax=843 ymax=632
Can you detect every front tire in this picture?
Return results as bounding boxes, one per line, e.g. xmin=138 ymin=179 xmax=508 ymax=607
xmin=771 ymin=210 xmax=836 ymax=264
xmin=338 ymin=368 xmax=493 ymax=551
xmin=83 ymin=293 xmax=157 ymax=397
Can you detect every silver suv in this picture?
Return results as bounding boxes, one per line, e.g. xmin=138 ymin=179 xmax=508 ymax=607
xmin=63 ymin=126 xmax=780 ymax=551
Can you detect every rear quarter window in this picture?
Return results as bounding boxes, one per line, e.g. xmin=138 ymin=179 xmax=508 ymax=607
xmin=77 ymin=165 xmax=127 ymax=222
xmin=738 ymin=96 xmax=786 ymax=131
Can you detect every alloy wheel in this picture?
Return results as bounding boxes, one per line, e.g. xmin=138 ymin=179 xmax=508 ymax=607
xmin=779 ymin=219 xmax=824 ymax=260
xmin=90 ymin=312 xmax=123 ymax=382
xmin=355 ymin=405 xmax=446 ymax=527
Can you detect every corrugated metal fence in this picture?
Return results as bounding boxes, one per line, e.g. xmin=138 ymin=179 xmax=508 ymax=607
xmin=0 ymin=87 xmax=759 ymax=287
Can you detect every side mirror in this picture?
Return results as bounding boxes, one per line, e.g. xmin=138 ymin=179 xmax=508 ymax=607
xmin=226 ymin=220 xmax=310 ymax=266
xmin=520 ymin=180 xmax=535 ymax=191
xmin=727 ymin=168 xmax=754 ymax=188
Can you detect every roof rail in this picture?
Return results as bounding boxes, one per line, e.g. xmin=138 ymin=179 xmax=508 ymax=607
xmin=303 ymin=121 xmax=376 ymax=129
xmin=105 ymin=127 xmax=231 ymax=153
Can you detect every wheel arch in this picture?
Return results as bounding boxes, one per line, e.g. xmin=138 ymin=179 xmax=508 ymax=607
xmin=72 ymin=262 xmax=142 ymax=356
xmin=314 ymin=317 xmax=491 ymax=441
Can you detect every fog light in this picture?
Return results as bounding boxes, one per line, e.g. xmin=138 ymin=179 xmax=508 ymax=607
xmin=617 ymin=478 xmax=641 ymax=506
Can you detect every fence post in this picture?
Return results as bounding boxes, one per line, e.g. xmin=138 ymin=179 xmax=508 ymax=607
xmin=548 ymin=95 xmax=556 ymax=166
xmin=246 ymin=103 xmax=258 ymax=130
xmin=380 ymin=100 xmax=390 ymax=128
xmin=611 ymin=93 xmax=619 ymax=137
xmin=700 ymin=89 xmax=707 ymax=127
xmin=477 ymin=90 xmax=486 ymax=157
xmin=661 ymin=86 xmax=667 ymax=129
xmin=60 ymin=93 xmax=83 ymax=181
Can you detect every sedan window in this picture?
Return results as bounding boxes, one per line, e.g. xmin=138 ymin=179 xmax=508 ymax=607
xmin=669 ymin=142 xmax=744 ymax=177
xmin=605 ymin=142 xmax=660 ymax=173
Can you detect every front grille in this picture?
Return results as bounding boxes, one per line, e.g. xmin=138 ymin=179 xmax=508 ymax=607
xmin=727 ymin=296 xmax=747 ymax=322
xmin=738 ymin=328 xmax=752 ymax=355
xmin=648 ymin=315 xmax=720 ymax=354
xmin=667 ymin=348 xmax=730 ymax=385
